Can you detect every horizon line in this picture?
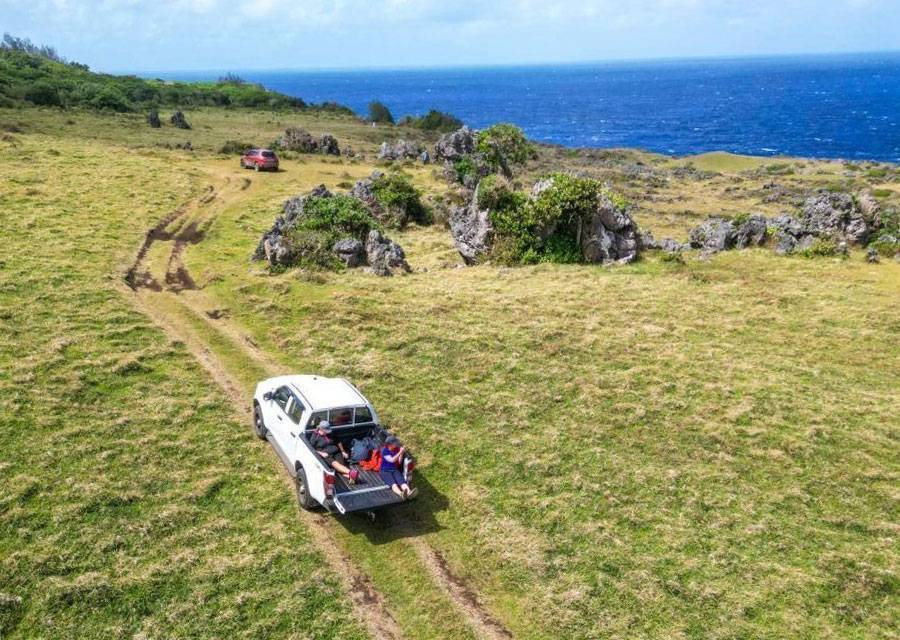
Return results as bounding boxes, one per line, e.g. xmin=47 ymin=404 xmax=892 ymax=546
xmin=119 ymin=48 xmax=900 ymax=77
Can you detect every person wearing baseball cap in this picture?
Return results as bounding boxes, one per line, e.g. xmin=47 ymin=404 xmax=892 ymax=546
xmin=380 ymin=435 xmax=416 ymax=499
xmin=310 ymin=420 xmax=359 ymax=483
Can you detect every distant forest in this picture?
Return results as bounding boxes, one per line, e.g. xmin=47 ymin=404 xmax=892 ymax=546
xmin=0 ymin=33 xmax=352 ymax=114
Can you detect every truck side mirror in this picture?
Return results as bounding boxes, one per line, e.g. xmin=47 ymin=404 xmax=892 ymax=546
xmin=263 ymin=392 xmax=273 ymax=401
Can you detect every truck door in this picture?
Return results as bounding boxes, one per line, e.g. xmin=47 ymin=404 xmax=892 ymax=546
xmin=265 ymin=386 xmax=294 ymax=459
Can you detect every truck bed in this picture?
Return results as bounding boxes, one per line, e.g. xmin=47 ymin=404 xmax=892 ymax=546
xmin=332 ymin=468 xmax=405 ymax=513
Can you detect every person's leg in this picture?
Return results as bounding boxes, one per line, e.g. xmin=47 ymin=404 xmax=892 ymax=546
xmin=331 ymin=458 xmax=351 ymax=477
xmin=380 ymin=469 xmax=404 ymax=497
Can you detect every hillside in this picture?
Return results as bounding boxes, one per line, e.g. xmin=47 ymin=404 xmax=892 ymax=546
xmin=0 ymin=37 xmax=345 ymax=113
xmin=0 ymin=93 xmax=898 ymax=640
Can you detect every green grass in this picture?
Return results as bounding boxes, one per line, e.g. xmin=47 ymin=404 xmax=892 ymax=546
xmin=0 ymin=130 xmax=368 ymax=639
xmin=2 ymin=107 xmax=898 ymax=640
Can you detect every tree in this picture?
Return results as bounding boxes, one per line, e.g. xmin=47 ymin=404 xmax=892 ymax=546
xmin=368 ymin=101 xmax=394 ymax=124
xmin=399 ymin=109 xmax=463 ymax=132
xmin=476 ymin=123 xmax=536 ymax=178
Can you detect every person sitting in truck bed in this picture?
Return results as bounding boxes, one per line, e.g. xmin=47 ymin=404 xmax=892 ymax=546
xmin=380 ymin=436 xmax=416 ymax=499
xmin=310 ymin=421 xmax=359 ymax=484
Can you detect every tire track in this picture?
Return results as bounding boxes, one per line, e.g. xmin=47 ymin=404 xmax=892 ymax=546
xmin=121 ymin=168 xmax=513 ymax=640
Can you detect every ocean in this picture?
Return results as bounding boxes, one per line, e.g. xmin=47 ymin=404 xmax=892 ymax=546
xmin=163 ymin=53 xmax=900 ymax=162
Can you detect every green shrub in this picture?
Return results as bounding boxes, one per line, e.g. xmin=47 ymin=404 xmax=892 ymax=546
xmin=476 ymin=123 xmax=536 ymax=177
xmin=483 ymin=173 xmax=625 ymax=265
xmin=866 ymin=168 xmax=888 ymax=179
xmin=399 ymin=109 xmax=463 ymax=132
xmin=475 ymin=123 xmax=535 ymax=178
xmin=24 ymin=80 xmax=61 ymax=106
xmin=370 ymin=172 xmax=430 ymax=227
xmin=368 ymin=101 xmax=394 ymax=124
xmin=282 ymin=195 xmax=380 ymax=270
xmin=454 ymin=157 xmax=476 ymax=183
xmin=799 ymin=237 xmax=842 ymax=258
xmin=90 ymin=85 xmax=131 ymax=112
xmin=870 ymin=207 xmax=899 ymax=256
xmin=219 ymin=140 xmax=253 ymax=155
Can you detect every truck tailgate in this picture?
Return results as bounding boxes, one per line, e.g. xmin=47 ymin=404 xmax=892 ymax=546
xmin=332 ymin=468 xmax=407 ymax=514
xmin=333 ymin=485 xmax=405 ymax=513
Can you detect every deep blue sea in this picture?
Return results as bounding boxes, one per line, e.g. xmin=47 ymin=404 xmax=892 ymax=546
xmin=162 ymin=53 xmax=900 ymax=161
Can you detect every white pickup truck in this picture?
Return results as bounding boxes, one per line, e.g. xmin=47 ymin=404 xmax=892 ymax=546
xmin=252 ymin=375 xmax=415 ymax=514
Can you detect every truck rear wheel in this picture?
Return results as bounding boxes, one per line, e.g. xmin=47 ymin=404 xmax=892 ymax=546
xmin=252 ymin=402 xmax=267 ymax=441
xmin=296 ymin=467 xmax=315 ymax=511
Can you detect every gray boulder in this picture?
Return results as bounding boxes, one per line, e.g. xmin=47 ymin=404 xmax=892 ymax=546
xmin=733 ymin=214 xmax=769 ymax=249
xmin=638 ymin=230 xmax=659 ymax=251
xmin=148 ymin=110 xmax=161 ymax=128
xmin=775 ymin=233 xmax=797 ymax=256
xmin=659 ymin=238 xmax=689 ymax=253
xmin=688 ymin=218 xmax=735 ymax=253
xmin=796 ymin=235 xmax=817 ymax=253
xmin=580 ymin=192 xmax=640 ymax=264
xmin=866 ymin=248 xmax=880 ymax=263
xmin=434 ymin=126 xmax=476 ymax=162
xmin=449 ymin=194 xmax=494 ymax=265
xmin=366 ymin=230 xmax=411 ymax=276
xmin=279 ymin=127 xmax=318 ymax=153
xmin=377 ymin=139 xmax=422 ymax=161
xmin=319 ymin=134 xmax=341 ymax=156
xmin=170 ymin=111 xmax=191 ymax=130
xmin=332 ymin=238 xmax=365 ymax=267
xmin=349 ymin=171 xmax=390 ymax=225
xmin=800 ymin=192 xmax=871 ymax=245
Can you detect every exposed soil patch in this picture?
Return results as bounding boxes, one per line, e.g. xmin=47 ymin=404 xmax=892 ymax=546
xmin=164 ymin=266 xmax=197 ymax=292
xmin=165 ymin=218 xmax=214 ymax=292
xmin=124 ymin=206 xmax=186 ymax=290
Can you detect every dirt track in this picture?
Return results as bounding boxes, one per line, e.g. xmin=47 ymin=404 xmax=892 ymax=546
xmin=120 ymin=167 xmax=512 ymax=640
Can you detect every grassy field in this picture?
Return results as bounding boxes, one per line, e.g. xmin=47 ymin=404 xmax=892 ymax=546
xmin=1 ymin=106 xmax=898 ymax=639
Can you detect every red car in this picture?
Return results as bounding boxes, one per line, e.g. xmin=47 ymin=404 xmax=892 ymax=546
xmin=240 ymin=148 xmax=279 ymax=171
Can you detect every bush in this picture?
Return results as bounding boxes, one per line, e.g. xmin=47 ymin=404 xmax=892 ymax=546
xmin=799 ymin=237 xmax=842 ymax=258
xmin=870 ymin=207 xmax=899 ymax=256
xmin=368 ymin=101 xmax=394 ymax=124
xmin=219 ymin=140 xmax=253 ymax=155
xmin=485 ymin=173 xmax=626 ymax=265
xmin=371 ymin=173 xmax=430 ymax=226
xmin=399 ymin=109 xmax=463 ymax=132
xmin=24 ymin=80 xmax=61 ymax=106
xmin=476 ymin=123 xmax=535 ymax=178
xmin=283 ymin=195 xmax=381 ymax=270
xmin=90 ymin=86 xmax=131 ymax=112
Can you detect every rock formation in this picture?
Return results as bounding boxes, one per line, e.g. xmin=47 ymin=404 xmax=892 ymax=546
xmin=170 ymin=111 xmax=191 ymax=130
xmin=434 ymin=126 xmax=477 ymax=162
xmin=377 ymin=140 xmax=422 ymax=161
xmin=319 ymin=133 xmax=341 ymax=156
xmin=365 ymin=230 xmax=411 ymax=276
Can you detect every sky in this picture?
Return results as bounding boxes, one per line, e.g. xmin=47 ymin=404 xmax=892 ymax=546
xmin=1 ymin=0 xmax=898 ymax=72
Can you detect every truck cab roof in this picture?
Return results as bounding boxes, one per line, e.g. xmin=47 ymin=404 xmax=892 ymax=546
xmin=267 ymin=375 xmax=368 ymax=411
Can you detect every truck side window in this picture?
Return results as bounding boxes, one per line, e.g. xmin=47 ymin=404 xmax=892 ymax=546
xmin=307 ymin=410 xmax=327 ymax=429
xmin=355 ymin=406 xmax=373 ymax=424
xmin=287 ymin=396 xmax=305 ymax=424
xmin=273 ymin=386 xmax=291 ymax=411
xmin=330 ymin=408 xmax=353 ymax=426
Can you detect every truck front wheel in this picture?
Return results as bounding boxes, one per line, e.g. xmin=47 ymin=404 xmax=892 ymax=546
xmin=296 ymin=467 xmax=315 ymax=511
xmin=252 ymin=402 xmax=267 ymax=441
